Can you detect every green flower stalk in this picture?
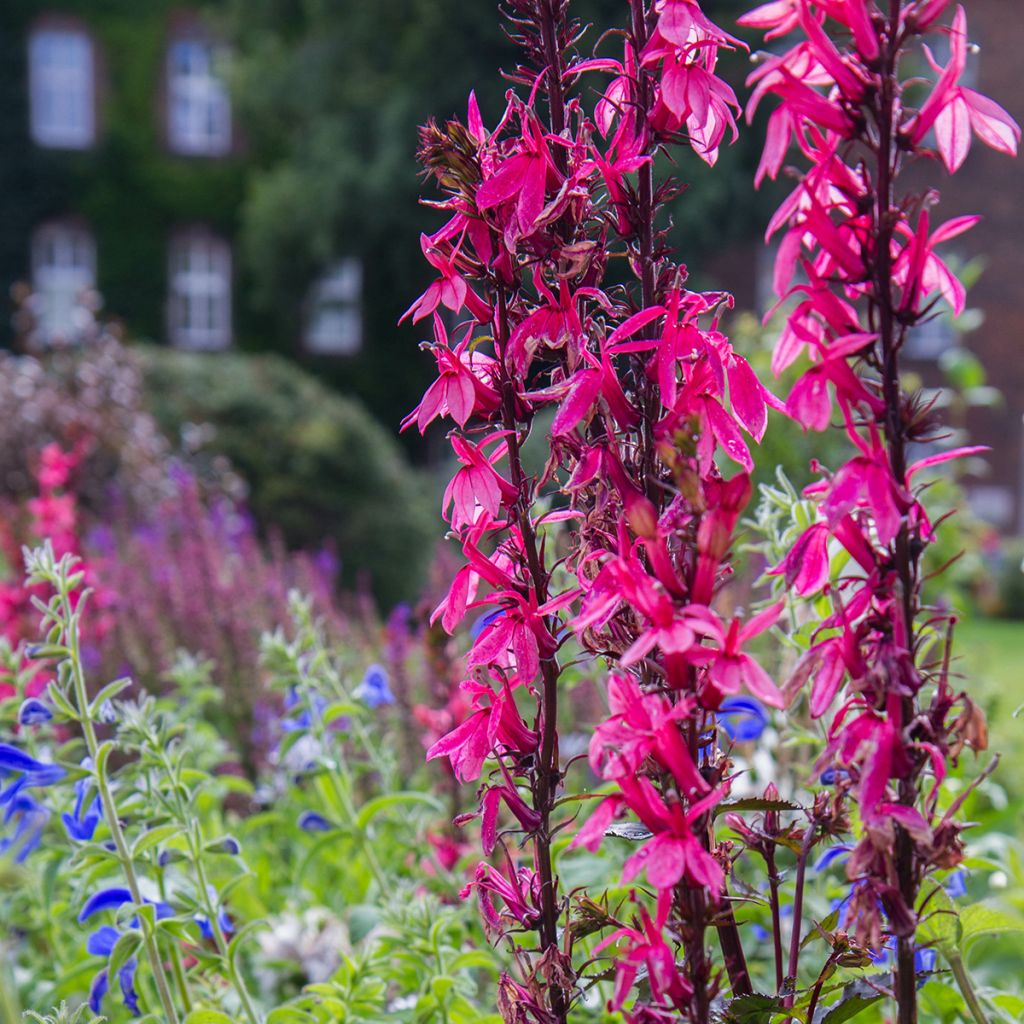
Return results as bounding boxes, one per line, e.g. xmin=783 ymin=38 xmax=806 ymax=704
xmin=24 ymin=543 xmax=181 ymax=1024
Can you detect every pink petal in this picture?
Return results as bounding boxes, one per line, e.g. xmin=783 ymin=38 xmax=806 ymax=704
xmin=705 ymin=399 xmax=753 ymax=470
xmin=728 ymin=356 xmax=769 ymax=441
xmin=935 ymin=94 xmax=972 ymax=172
xmin=481 ymin=787 xmax=501 ymax=855
xmin=907 ymin=445 xmax=988 ymax=480
xmin=740 ymin=655 xmax=785 ymax=709
xmin=964 ymin=87 xmax=1021 ymax=156
xmin=551 ymin=370 xmax=601 ymax=436
xmin=570 ymin=797 xmax=619 ymax=852
xmin=809 ymin=642 xmax=845 ymax=719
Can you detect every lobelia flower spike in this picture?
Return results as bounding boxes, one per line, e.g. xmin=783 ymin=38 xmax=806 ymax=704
xmin=742 ymin=2 xmax=1017 ymax=1021
xmin=409 ymin=1 xmax=784 ymax=1020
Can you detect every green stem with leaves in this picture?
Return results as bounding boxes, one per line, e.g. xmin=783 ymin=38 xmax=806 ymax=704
xmin=295 ymin=665 xmax=389 ymax=892
xmin=153 ymin=744 xmax=261 ymax=1024
xmin=946 ymin=952 xmax=988 ymax=1024
xmin=51 ymin=570 xmax=181 ymax=1024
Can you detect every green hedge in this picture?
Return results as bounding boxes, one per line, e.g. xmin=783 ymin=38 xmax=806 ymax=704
xmin=138 ymin=345 xmax=435 ymax=607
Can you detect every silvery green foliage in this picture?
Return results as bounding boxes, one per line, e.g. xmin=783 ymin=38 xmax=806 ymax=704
xmin=3 ymin=547 xmax=502 ymax=1024
xmin=23 ymin=1002 xmax=105 ymax=1024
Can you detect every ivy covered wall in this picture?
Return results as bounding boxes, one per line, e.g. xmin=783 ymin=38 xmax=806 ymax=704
xmin=0 ymin=0 xmax=255 ymax=348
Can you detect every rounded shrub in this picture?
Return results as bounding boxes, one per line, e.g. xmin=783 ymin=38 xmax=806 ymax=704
xmin=138 ymin=345 xmax=434 ymax=607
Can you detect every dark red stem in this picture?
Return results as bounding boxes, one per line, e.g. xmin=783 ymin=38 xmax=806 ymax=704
xmin=496 ymin=286 xmax=569 ymax=1023
xmin=873 ymin=5 xmax=920 ymax=1021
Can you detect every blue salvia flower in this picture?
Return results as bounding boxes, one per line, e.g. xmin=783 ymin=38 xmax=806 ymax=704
xmin=0 ymin=791 xmax=49 ymax=863
xmin=915 ymin=947 xmax=938 ymax=984
xmin=718 ymin=696 xmax=768 ymax=742
xmin=86 ymin=925 xmax=141 ymax=1017
xmin=298 ymin=810 xmax=334 ymax=832
xmin=81 ymin=890 xmax=174 ymax=1019
xmin=0 ymin=743 xmax=66 ymax=808
xmin=354 ymin=664 xmax=394 ymax=708
xmin=63 ymin=767 xmax=103 ymax=842
xmin=18 ymin=698 xmax=53 ymax=726
xmin=281 ymin=688 xmax=330 ymax=732
xmin=79 ymin=886 xmax=174 ymax=924
xmin=469 ymin=608 xmax=505 ymax=640
xmin=813 ymin=845 xmax=852 ymax=873
xmin=944 ymin=870 xmax=967 ymax=899
xmin=195 ymin=887 xmax=234 ymax=940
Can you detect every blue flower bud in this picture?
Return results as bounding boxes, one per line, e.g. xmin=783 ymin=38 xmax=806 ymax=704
xmin=298 ymin=810 xmax=334 ymax=832
xmin=718 ymin=696 xmax=768 ymax=742
xmin=18 ymin=699 xmax=53 ymax=726
xmin=354 ymin=664 xmax=394 ymax=708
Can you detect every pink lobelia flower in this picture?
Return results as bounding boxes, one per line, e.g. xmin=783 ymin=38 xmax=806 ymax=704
xmin=595 ymin=890 xmax=693 ymax=1013
xmin=617 ymin=776 xmax=726 ymax=892
xmin=906 ymin=6 xmax=1020 ymax=172
xmin=687 ymin=601 xmax=787 ymax=709
xmin=425 ymin=676 xmax=538 ymax=783
xmin=401 ymin=315 xmax=500 ymax=432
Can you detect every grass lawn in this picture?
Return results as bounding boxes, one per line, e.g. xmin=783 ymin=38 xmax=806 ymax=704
xmin=957 ymin=617 xmax=1024 ymax=747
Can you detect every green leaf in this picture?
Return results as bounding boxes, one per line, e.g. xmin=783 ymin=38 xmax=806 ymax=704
xmin=89 ymin=677 xmax=132 ymax=718
xmin=132 ymin=824 xmax=182 ymax=859
xmin=721 ymin=992 xmax=782 ymax=1023
xmin=916 ymin=890 xmax=961 ymax=952
xmin=183 ymin=1012 xmax=235 ymax=1024
xmin=107 ymin=929 xmax=143 ymax=983
xmin=133 ymin=901 xmax=157 ymax=935
xmin=322 ymin=701 xmax=361 ymax=725
xmin=29 ymin=644 xmax=69 ymax=661
xmin=155 ymin=915 xmax=201 ymax=942
xmin=716 ymin=798 xmax=800 ymax=817
xmin=94 ymin=740 xmax=115 ymax=778
xmin=227 ymin=919 xmax=265 ymax=978
xmin=266 ymin=1008 xmax=315 ymax=1024
xmin=430 ymin=975 xmax=456 ymax=1001
xmin=958 ymin=903 xmax=1024 ymax=955
xmin=802 ymin=909 xmax=839 ymax=950
xmin=816 ymin=977 xmax=887 ymax=1023
xmin=47 ymin=685 xmax=80 ymax=721
xmin=355 ymin=791 xmax=444 ymax=829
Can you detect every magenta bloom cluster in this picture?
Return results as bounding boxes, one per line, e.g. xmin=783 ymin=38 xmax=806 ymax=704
xmin=406 ymin=2 xmax=1017 ymax=1022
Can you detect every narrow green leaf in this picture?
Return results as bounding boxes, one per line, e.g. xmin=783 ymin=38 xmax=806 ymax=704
xmin=107 ymin=929 xmax=143 ymax=983
xmin=132 ymin=825 xmax=182 ymax=859
xmin=226 ymin=919 xmax=265 ymax=978
xmin=322 ymin=701 xmax=361 ymax=725
xmin=89 ymin=677 xmax=133 ymax=718
xmin=355 ymin=791 xmax=444 ymax=829
xmin=47 ymin=685 xmax=80 ymax=721
xmin=94 ymin=740 xmax=115 ymax=777
xmin=716 ymin=798 xmax=800 ymax=817
xmin=183 ymin=1011 xmax=234 ymax=1024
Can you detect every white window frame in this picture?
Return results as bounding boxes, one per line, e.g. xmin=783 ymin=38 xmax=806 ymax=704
xmin=166 ymin=37 xmax=232 ymax=156
xmin=167 ymin=230 xmax=232 ymax=350
xmin=303 ymin=258 xmax=364 ymax=356
xmin=30 ymin=221 xmax=97 ymax=344
xmin=28 ymin=26 xmax=96 ymax=149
